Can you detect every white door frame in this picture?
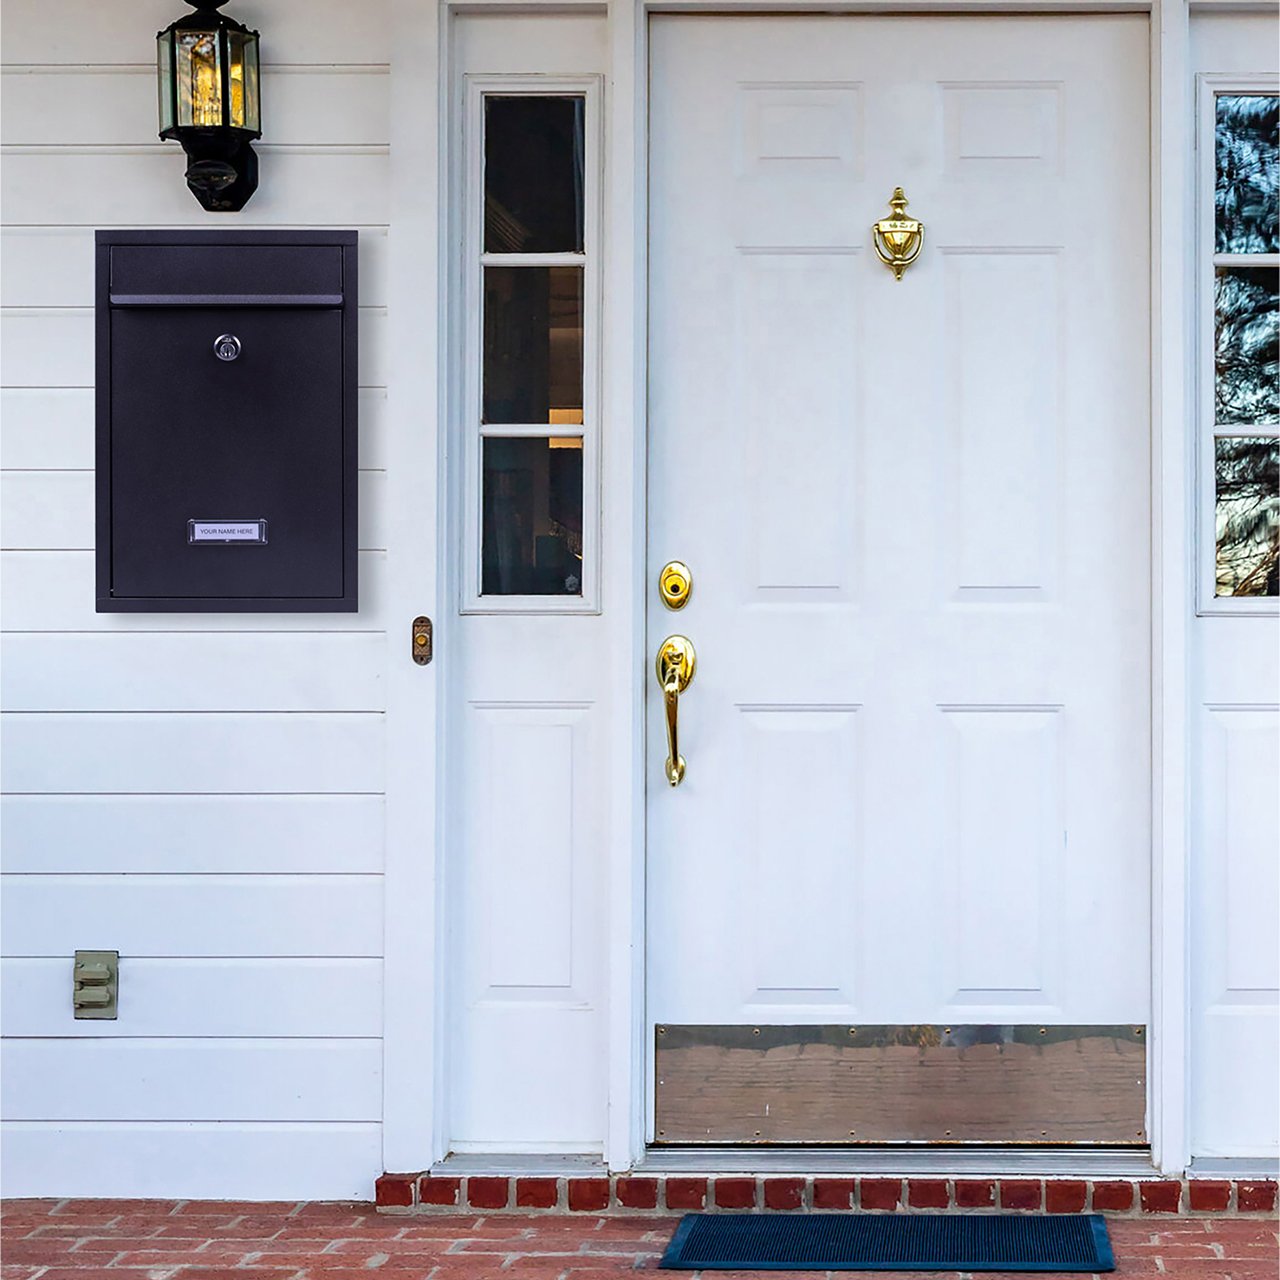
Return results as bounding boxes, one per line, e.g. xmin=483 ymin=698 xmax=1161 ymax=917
xmin=382 ymin=0 xmax=1203 ymax=1177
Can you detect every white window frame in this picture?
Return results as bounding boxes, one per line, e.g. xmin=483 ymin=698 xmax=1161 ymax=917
xmin=459 ymin=73 xmax=605 ymax=615
xmin=1196 ymin=71 xmax=1280 ymax=616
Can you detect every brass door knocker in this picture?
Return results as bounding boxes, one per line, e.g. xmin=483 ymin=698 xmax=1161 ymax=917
xmin=873 ymin=187 xmax=924 ymax=281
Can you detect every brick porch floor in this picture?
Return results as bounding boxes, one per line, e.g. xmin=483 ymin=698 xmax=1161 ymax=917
xmin=3 ymin=1201 xmax=1276 ymax=1280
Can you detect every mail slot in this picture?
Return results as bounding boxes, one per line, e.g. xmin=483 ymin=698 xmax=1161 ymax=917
xmin=95 ymin=230 xmax=358 ymax=611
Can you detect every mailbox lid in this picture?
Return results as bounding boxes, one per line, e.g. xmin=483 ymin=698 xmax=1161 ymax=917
xmin=110 ymin=242 xmax=345 ymax=307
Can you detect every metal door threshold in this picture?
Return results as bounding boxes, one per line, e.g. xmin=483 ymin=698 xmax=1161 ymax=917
xmin=1189 ymin=1156 xmax=1280 ymax=1177
xmin=637 ymin=1147 xmax=1158 ymax=1178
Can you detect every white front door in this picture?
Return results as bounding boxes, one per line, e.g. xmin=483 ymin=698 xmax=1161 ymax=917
xmin=646 ymin=14 xmax=1152 ymax=1143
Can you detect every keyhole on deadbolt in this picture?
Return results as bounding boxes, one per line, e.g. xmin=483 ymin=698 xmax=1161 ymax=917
xmin=214 ymin=334 xmax=242 ymax=362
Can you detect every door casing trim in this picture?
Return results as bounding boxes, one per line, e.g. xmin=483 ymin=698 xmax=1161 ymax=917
xmin=383 ymin=0 xmax=1198 ymax=1176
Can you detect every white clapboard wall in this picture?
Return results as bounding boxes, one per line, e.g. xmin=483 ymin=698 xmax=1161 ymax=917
xmin=1 ymin=0 xmax=389 ymax=1198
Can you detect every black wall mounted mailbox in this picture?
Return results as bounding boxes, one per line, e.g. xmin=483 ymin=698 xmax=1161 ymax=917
xmin=96 ymin=230 xmax=358 ymax=611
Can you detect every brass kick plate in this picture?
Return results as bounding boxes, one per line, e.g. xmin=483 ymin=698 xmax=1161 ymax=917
xmin=654 ymin=1024 xmax=1147 ymax=1145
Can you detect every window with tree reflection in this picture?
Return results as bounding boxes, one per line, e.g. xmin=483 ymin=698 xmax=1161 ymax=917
xmin=1216 ymin=96 xmax=1278 ymax=254
xmin=1212 ymin=93 xmax=1279 ymax=599
xmin=1216 ymin=437 xmax=1279 ymax=596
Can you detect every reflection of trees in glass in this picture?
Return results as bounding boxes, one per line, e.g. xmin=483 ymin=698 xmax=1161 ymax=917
xmin=1215 ymin=267 xmax=1278 ymax=423
xmin=1216 ymin=437 xmax=1279 ymax=596
xmin=1216 ymin=95 xmax=1279 ymax=254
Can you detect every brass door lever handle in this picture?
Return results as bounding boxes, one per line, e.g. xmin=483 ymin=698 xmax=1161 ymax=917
xmin=656 ymin=635 xmax=696 ymax=786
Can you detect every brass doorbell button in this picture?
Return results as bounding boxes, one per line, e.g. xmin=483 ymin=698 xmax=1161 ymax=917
xmin=411 ymin=616 xmax=433 ymax=665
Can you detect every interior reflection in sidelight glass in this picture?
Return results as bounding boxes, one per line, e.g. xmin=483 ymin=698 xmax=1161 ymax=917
xmin=1216 ymin=95 xmax=1279 ymax=255
xmin=1215 ymin=436 xmax=1279 ymax=597
xmin=482 ymin=436 xmax=584 ymax=596
xmin=484 ymin=96 xmax=585 ymax=254
xmin=1215 ymin=266 xmax=1279 ymax=425
xmin=483 ymin=266 xmax=584 ymax=425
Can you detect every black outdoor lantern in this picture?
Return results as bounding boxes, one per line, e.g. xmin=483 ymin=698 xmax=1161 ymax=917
xmin=157 ymin=0 xmax=261 ymax=212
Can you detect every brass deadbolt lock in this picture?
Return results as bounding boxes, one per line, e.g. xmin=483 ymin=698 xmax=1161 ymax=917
xmin=659 ymin=561 xmax=693 ymax=610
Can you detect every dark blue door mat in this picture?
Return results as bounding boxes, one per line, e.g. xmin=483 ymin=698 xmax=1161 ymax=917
xmin=659 ymin=1212 xmax=1115 ymax=1271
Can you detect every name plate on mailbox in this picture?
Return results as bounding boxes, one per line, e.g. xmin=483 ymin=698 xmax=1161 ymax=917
xmin=189 ymin=520 xmax=268 ymax=544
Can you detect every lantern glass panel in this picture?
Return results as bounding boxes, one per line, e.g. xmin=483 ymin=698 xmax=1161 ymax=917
xmin=157 ymin=33 xmax=175 ymax=132
xmin=175 ymin=28 xmax=223 ymax=128
xmin=228 ymin=30 xmax=260 ymax=131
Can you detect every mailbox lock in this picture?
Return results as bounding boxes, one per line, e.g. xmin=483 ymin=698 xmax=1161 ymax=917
xmin=213 ymin=333 xmax=242 ymax=362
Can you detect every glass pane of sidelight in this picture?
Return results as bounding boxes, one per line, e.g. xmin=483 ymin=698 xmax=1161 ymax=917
xmin=1216 ymin=95 xmax=1279 ymax=254
xmin=228 ymin=31 xmax=259 ymax=131
xmin=482 ymin=437 xmax=585 ymax=596
xmin=175 ymin=29 xmax=222 ymax=128
xmin=484 ymin=96 xmax=585 ymax=253
xmin=483 ymin=266 xmax=584 ymax=425
xmin=1215 ymin=266 xmax=1279 ymax=424
xmin=1215 ymin=436 xmax=1280 ymax=596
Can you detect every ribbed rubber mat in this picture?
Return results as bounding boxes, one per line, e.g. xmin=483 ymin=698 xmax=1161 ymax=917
xmin=659 ymin=1212 xmax=1115 ymax=1271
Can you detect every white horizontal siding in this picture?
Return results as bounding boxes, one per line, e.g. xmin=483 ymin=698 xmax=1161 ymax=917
xmin=3 ymin=958 xmax=383 ymax=1037
xmin=4 ymin=1040 xmax=381 ymax=1121
xmin=2 ymin=634 xmax=387 ymax=711
xmin=2 ymin=0 xmax=393 ymax=1197
xmin=1 ymin=389 xmax=93 ymax=467
xmin=1 ymin=550 xmax=390 ymax=630
xmin=3 ymin=795 xmax=384 ymax=873
xmin=0 ymin=1122 xmax=383 ymax=1199
xmin=2 ymin=149 xmax=390 ymax=226
xmin=1 ymin=471 xmax=388 ymax=550
xmin=2 ymin=713 xmax=385 ymax=793
xmin=1 ymin=66 xmax=389 ymax=148
xmin=1 ymin=0 xmax=391 ymax=66
xmin=1 ymin=875 xmax=383 ymax=957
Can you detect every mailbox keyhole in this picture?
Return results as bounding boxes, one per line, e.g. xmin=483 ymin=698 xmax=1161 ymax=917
xmin=214 ymin=334 xmax=242 ymax=362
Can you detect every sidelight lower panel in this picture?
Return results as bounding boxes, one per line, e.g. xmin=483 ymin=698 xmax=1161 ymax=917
xmin=653 ymin=1024 xmax=1147 ymax=1145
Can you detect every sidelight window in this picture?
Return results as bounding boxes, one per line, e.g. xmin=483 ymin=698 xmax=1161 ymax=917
xmin=463 ymin=83 xmax=600 ymax=609
xmin=1201 ymin=85 xmax=1279 ymax=606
